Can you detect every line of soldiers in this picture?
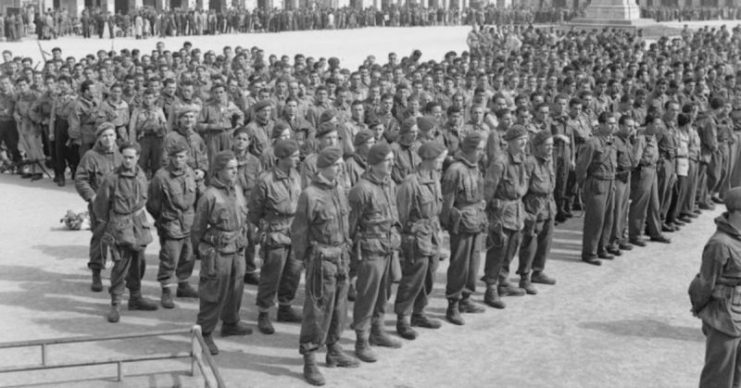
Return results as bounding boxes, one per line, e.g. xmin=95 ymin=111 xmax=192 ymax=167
xmin=1 ymin=23 xmax=741 ymax=386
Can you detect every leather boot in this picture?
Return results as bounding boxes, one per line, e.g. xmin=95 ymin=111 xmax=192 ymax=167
xmin=303 ymin=351 xmax=326 ymax=386
xmin=446 ymin=299 xmax=465 ymax=325
xmin=176 ymin=282 xmax=199 ymax=298
xmin=370 ymin=322 xmax=402 ymax=348
xmin=354 ymin=330 xmax=377 ymax=363
xmin=326 ymin=343 xmax=359 ymax=368
xmin=243 ymin=272 xmax=260 ymax=285
xmin=258 ymin=311 xmax=275 ymax=335
xmin=396 ymin=315 xmax=418 ymax=340
xmin=484 ymin=286 xmax=506 ymax=309
xmin=277 ymin=304 xmax=302 ymax=323
xmin=107 ymin=303 xmax=120 ymax=323
xmin=459 ymin=296 xmax=485 ymax=313
xmin=411 ymin=313 xmax=441 ymax=329
xmin=519 ymin=275 xmax=538 ymax=295
xmin=161 ymin=287 xmax=175 ymax=309
xmin=202 ymin=333 xmax=219 ymax=355
xmin=498 ymin=281 xmax=526 ymax=297
xmin=221 ymin=321 xmax=253 ymax=337
xmin=91 ymin=269 xmax=103 ymax=292
xmin=128 ymin=293 xmax=159 ymax=311
xmin=531 ymin=271 xmax=556 ymax=285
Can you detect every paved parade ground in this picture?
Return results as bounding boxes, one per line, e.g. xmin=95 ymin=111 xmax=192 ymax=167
xmin=0 ymin=23 xmax=737 ymax=387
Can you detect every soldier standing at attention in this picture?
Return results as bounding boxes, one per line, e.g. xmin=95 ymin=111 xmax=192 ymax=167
xmin=192 ymin=151 xmax=253 ymax=355
xmin=293 ymin=146 xmax=359 ymax=386
xmin=518 ymin=130 xmax=558 ymax=293
xmin=233 ymin=127 xmax=262 ymax=286
xmin=197 ymin=84 xmax=244 ymax=162
xmin=130 ymin=88 xmax=167 ymax=178
xmin=75 ymin=122 xmax=122 ymax=292
xmin=94 ymin=142 xmax=158 ymax=323
xmin=441 ymin=132 xmax=488 ymax=324
xmin=482 ymin=125 xmax=530 ymax=309
xmin=394 ymin=141 xmax=447 ymax=340
xmin=349 ymin=143 xmax=402 ymax=362
xmin=146 ymin=139 xmax=199 ymax=309
xmin=249 ymin=140 xmax=303 ymax=335
xmin=576 ymin=112 xmax=618 ymax=266
xmin=690 ymin=187 xmax=741 ymax=388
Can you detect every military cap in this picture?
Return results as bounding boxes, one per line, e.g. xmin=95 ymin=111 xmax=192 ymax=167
xmin=233 ymin=126 xmax=250 ymax=138
xmin=177 ymin=106 xmax=200 ymax=118
xmin=212 ymin=151 xmax=236 ymax=173
xmin=366 ymin=115 xmax=381 ymax=128
xmin=167 ymin=138 xmax=189 ymax=156
xmin=399 ymin=117 xmax=418 ymax=135
xmin=354 ymin=130 xmax=374 ymax=147
xmin=274 ymin=140 xmax=299 ymax=159
xmin=367 ymin=143 xmax=393 ymax=165
xmin=316 ymin=146 xmax=343 ymax=168
xmin=531 ymin=130 xmax=553 ymax=147
xmin=460 ymin=132 xmax=484 ymax=153
xmin=316 ymin=122 xmax=338 ymax=138
xmin=726 ymin=187 xmax=741 ymax=212
xmin=253 ymin=100 xmax=272 ymax=112
xmin=504 ymin=125 xmax=529 ymax=141
xmin=417 ymin=141 xmax=447 ymax=160
xmin=417 ymin=116 xmax=435 ymax=132
xmin=272 ymin=122 xmax=290 ymax=139
xmin=95 ymin=122 xmax=116 ymax=138
xmin=319 ymin=109 xmax=336 ymax=124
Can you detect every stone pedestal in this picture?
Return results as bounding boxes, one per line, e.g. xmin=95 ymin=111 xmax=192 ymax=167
xmin=564 ymin=0 xmax=658 ymax=30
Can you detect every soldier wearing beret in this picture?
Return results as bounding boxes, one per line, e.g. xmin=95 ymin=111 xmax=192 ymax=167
xmin=259 ymin=123 xmax=292 ymax=171
xmin=349 ymin=143 xmax=403 ymax=362
xmin=193 ymin=151 xmax=253 ymax=356
xmin=301 ymin=122 xmax=351 ymax=195
xmin=391 ymin=117 xmax=421 ymax=185
xmin=483 ymin=125 xmax=530 ymax=308
xmin=75 ymin=122 xmax=123 ymax=292
xmin=518 ymin=130 xmax=557 ymax=294
xmin=162 ymin=107 xmax=209 ymax=196
xmin=394 ymin=141 xmax=447 ymax=340
xmin=346 ymin=129 xmax=375 ymax=187
xmin=249 ymin=140 xmax=304 ymax=335
xmin=245 ymin=99 xmax=275 ymax=159
xmin=575 ymin=112 xmax=618 ymax=265
xmin=95 ymin=142 xmax=158 ymax=323
xmin=441 ymin=132 xmax=488 ymax=324
xmin=691 ymin=187 xmax=741 ymax=388
xmin=292 ymin=146 xmax=359 ymax=386
xmin=146 ymin=139 xmax=199 ymax=309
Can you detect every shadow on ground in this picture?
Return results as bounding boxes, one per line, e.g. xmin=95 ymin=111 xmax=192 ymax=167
xmin=579 ymin=319 xmax=704 ymax=342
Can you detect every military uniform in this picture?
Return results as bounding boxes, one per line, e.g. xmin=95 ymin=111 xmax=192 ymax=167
xmin=235 ymin=148 xmax=262 ymax=282
xmin=575 ymin=134 xmax=617 ymax=262
xmin=130 ymin=105 xmax=167 ymax=177
xmin=551 ymin=114 xmax=574 ymax=220
xmin=391 ymin=140 xmax=421 ymax=185
xmin=147 ymin=162 xmax=198 ymax=298
xmin=192 ymin=176 xmax=249 ymax=336
xmin=249 ymin=166 xmax=303 ymax=323
xmin=94 ymin=164 xmax=155 ymax=319
xmin=0 ymin=88 xmax=21 ymax=165
xmin=50 ymin=90 xmax=79 ymax=181
xmin=628 ymin=131 xmax=663 ymax=241
xmin=656 ymin=121 xmax=679 ymax=224
xmin=75 ymin=142 xmax=122 ymax=273
xmin=198 ymin=100 xmax=244 ymax=162
xmin=68 ymin=96 xmax=99 ymax=157
xmin=609 ymin=133 xmax=639 ymax=250
xmin=441 ymin=153 xmax=487 ymax=311
xmin=161 ymin=126 xmax=209 ymax=195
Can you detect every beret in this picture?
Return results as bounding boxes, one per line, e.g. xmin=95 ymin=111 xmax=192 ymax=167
xmin=399 ymin=117 xmax=418 ymax=135
xmin=531 ymin=130 xmax=553 ymax=147
xmin=176 ymin=105 xmax=200 ymax=118
xmin=366 ymin=115 xmax=382 ymax=128
xmin=253 ymin=100 xmax=272 ymax=112
xmin=316 ymin=122 xmax=338 ymax=138
xmin=167 ymin=138 xmax=189 ymax=156
xmin=272 ymin=122 xmax=290 ymax=139
xmin=319 ymin=109 xmax=336 ymax=124
xmin=273 ymin=140 xmax=299 ymax=159
xmin=233 ymin=126 xmax=250 ymax=138
xmin=212 ymin=151 xmax=236 ymax=173
xmin=354 ymin=129 xmax=375 ymax=147
xmin=95 ymin=122 xmax=116 ymax=138
xmin=460 ymin=132 xmax=484 ymax=153
xmin=726 ymin=187 xmax=741 ymax=212
xmin=417 ymin=116 xmax=435 ymax=132
xmin=678 ymin=113 xmax=691 ymax=127
xmin=504 ymin=124 xmax=529 ymax=141
xmin=367 ymin=143 xmax=393 ymax=165
xmin=417 ymin=141 xmax=447 ymax=160
xmin=317 ymin=146 xmax=343 ymax=168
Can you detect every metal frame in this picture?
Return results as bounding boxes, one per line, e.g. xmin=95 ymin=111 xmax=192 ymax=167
xmin=0 ymin=325 xmax=225 ymax=388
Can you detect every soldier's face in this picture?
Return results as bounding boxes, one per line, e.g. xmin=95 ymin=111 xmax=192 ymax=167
xmin=180 ymin=112 xmax=197 ymax=129
xmin=218 ymin=159 xmax=239 ymax=184
xmin=99 ymin=129 xmax=116 ymax=150
xmin=536 ymin=138 xmax=554 ymax=160
xmin=322 ymin=159 xmax=342 ymax=181
xmin=121 ymin=148 xmax=139 ymax=170
xmin=374 ymin=152 xmax=394 ymax=177
xmin=320 ymin=131 xmax=338 ymax=148
xmin=371 ymin=125 xmax=384 ymax=140
xmin=233 ymin=133 xmax=250 ymax=151
xmin=110 ymin=87 xmax=122 ymax=100
xmin=171 ymin=151 xmax=188 ymax=170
